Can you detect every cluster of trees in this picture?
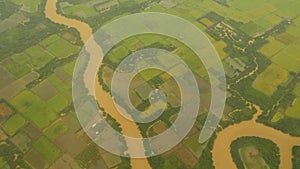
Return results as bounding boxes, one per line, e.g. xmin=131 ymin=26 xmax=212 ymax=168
xmin=258 ymin=73 xmax=300 ymax=136
xmin=0 ymin=0 xmax=19 ymax=20
xmin=220 ymin=95 xmax=256 ymax=128
xmin=213 ymin=0 xmax=229 ymax=7
xmin=0 ymin=0 xmax=66 ymax=60
xmin=230 ymin=137 xmax=280 ymax=169
xmin=27 ymin=53 xmax=78 ymax=88
xmin=0 ymin=141 xmax=31 ymax=169
xmin=292 ymin=146 xmax=300 ymax=169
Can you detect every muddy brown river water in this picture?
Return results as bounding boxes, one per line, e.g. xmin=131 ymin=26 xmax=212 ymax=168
xmin=45 ymin=1 xmax=300 ymax=168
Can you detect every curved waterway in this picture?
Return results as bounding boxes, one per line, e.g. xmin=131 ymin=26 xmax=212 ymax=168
xmin=44 ymin=0 xmax=151 ymax=168
xmin=212 ymin=104 xmax=300 ymax=169
xmin=45 ymin=1 xmax=300 ymax=168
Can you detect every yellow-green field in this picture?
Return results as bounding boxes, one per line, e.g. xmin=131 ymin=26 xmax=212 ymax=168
xmin=253 ymin=64 xmax=289 ymax=96
xmin=213 ymin=40 xmax=227 ymax=60
xmin=271 ymin=112 xmax=284 ymax=123
xmin=272 ymin=42 xmax=300 ymax=72
xmin=286 ymin=99 xmax=300 ymax=119
xmin=286 ymin=84 xmax=300 ymax=119
xmin=2 ymin=114 xmax=26 ymax=135
xmin=259 ymin=37 xmax=286 ymax=58
xmin=32 ymin=136 xmax=61 ymax=163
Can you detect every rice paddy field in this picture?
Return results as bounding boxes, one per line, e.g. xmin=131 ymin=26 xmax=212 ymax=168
xmin=2 ymin=114 xmax=26 ymax=135
xmin=45 ymin=120 xmax=69 ymax=139
xmin=33 ymin=136 xmax=62 ymax=163
xmin=259 ymin=37 xmax=286 ymax=58
xmin=1 ymin=0 xmax=300 ymax=168
xmin=12 ymin=0 xmax=40 ymax=13
xmin=271 ymin=42 xmax=300 ymax=73
xmin=286 ymin=85 xmax=300 ymax=119
xmin=253 ymin=64 xmax=290 ymax=96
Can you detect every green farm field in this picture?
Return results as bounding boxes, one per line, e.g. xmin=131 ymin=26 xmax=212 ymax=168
xmin=45 ymin=119 xmax=68 ymax=139
xmin=272 ymin=42 xmax=300 ymax=72
xmin=9 ymin=90 xmax=57 ymax=129
xmin=253 ymin=64 xmax=290 ymax=96
xmin=286 ymin=84 xmax=300 ymax=119
xmin=1 ymin=0 xmax=300 ymax=169
xmin=2 ymin=114 xmax=26 ymax=135
xmin=33 ymin=136 xmax=61 ymax=163
xmin=259 ymin=37 xmax=286 ymax=58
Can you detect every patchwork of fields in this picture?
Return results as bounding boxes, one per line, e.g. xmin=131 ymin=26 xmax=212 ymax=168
xmin=0 ymin=0 xmax=300 ymax=168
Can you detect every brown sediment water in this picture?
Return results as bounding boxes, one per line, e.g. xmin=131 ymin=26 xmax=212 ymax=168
xmin=212 ymin=104 xmax=300 ymax=169
xmin=44 ymin=0 xmax=152 ymax=168
xmin=45 ymin=1 xmax=300 ymax=168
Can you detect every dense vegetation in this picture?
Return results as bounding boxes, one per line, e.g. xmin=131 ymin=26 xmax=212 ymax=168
xmin=292 ymin=146 xmax=300 ymax=169
xmin=230 ymin=137 xmax=280 ymax=169
xmin=0 ymin=141 xmax=31 ymax=169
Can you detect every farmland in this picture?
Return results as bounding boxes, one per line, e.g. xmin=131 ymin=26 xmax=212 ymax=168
xmin=2 ymin=114 xmax=26 ymax=135
xmin=0 ymin=0 xmax=300 ymax=168
xmin=33 ymin=136 xmax=62 ymax=163
xmin=9 ymin=90 xmax=57 ymax=129
xmin=45 ymin=120 xmax=69 ymax=139
xmin=253 ymin=64 xmax=290 ymax=96
xmin=272 ymin=42 xmax=300 ymax=72
xmin=286 ymin=84 xmax=300 ymax=119
xmin=12 ymin=0 xmax=40 ymax=13
xmin=259 ymin=37 xmax=286 ymax=58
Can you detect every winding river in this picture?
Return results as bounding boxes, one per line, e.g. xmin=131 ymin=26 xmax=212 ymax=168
xmin=44 ymin=0 xmax=300 ymax=168
xmin=213 ymin=104 xmax=300 ymax=169
xmin=45 ymin=0 xmax=151 ymax=168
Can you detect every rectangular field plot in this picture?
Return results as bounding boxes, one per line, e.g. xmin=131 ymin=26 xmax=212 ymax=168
xmin=253 ymin=64 xmax=289 ymax=96
xmin=286 ymin=25 xmax=300 ymax=38
xmin=3 ymin=58 xmax=32 ymax=78
xmin=286 ymin=84 xmax=300 ymax=119
xmin=2 ymin=114 xmax=26 ymax=136
xmin=227 ymin=0 xmax=267 ymax=11
xmin=62 ymin=4 xmax=97 ymax=18
xmin=39 ymin=34 xmax=61 ymax=47
xmin=240 ymin=21 xmax=264 ymax=37
xmin=21 ymin=0 xmax=40 ymax=13
xmin=63 ymin=60 xmax=76 ymax=76
xmin=259 ymin=37 xmax=286 ymax=58
xmin=33 ymin=136 xmax=61 ymax=163
xmin=31 ymin=79 xmax=57 ymax=101
xmin=9 ymin=90 xmax=57 ymax=129
xmin=286 ymin=99 xmax=300 ymax=119
xmin=46 ymin=37 xmax=80 ymax=58
xmin=24 ymin=149 xmax=48 ymax=169
xmin=185 ymin=134 xmax=207 ymax=158
xmin=45 ymin=120 xmax=68 ymax=139
xmin=274 ymin=0 xmax=300 ymax=19
xmin=25 ymin=45 xmax=54 ymax=68
xmin=12 ymin=0 xmax=40 ymax=13
xmin=108 ymin=46 xmax=129 ymax=64
xmin=0 ymin=102 xmax=14 ymax=122
xmin=276 ymin=33 xmax=297 ymax=45
xmin=11 ymin=52 xmax=30 ymax=65
xmin=10 ymin=131 xmax=31 ymax=152
xmin=46 ymin=74 xmax=72 ymax=113
xmin=213 ymin=40 xmax=227 ymax=60
xmin=122 ymin=37 xmax=144 ymax=51
xmin=101 ymin=153 xmax=122 ymax=168
xmin=271 ymin=42 xmax=300 ymax=72
xmin=294 ymin=84 xmax=300 ymax=96
xmin=0 ymin=66 xmax=16 ymax=88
